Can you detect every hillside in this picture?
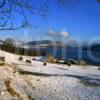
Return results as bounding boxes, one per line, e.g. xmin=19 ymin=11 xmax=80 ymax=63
xmin=0 ymin=50 xmax=100 ymax=100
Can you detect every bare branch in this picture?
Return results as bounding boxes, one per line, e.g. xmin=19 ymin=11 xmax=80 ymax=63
xmin=0 ymin=0 xmax=80 ymax=30
xmin=0 ymin=0 xmax=5 ymax=8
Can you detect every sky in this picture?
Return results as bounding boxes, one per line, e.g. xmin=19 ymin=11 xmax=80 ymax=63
xmin=0 ymin=0 xmax=100 ymax=43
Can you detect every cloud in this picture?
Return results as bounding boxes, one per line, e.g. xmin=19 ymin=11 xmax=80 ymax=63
xmin=48 ymin=30 xmax=56 ymax=35
xmin=59 ymin=31 xmax=69 ymax=37
xmin=48 ymin=30 xmax=69 ymax=38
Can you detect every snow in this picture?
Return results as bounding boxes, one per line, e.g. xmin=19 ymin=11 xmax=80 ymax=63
xmin=0 ymin=50 xmax=100 ymax=100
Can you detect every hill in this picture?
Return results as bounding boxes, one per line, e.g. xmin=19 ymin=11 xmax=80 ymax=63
xmin=23 ymin=40 xmax=66 ymax=47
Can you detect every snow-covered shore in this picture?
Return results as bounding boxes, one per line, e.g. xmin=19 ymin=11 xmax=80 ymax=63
xmin=0 ymin=50 xmax=100 ymax=100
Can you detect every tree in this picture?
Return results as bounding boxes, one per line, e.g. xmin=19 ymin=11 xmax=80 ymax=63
xmin=1 ymin=38 xmax=16 ymax=53
xmin=0 ymin=0 xmax=79 ymax=30
xmin=4 ymin=38 xmax=16 ymax=46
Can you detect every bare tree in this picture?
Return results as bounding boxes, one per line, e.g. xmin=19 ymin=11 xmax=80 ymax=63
xmin=0 ymin=0 xmax=79 ymax=30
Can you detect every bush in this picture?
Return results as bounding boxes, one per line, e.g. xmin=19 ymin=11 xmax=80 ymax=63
xmin=78 ymin=60 xmax=86 ymax=66
xmin=47 ymin=54 xmax=55 ymax=63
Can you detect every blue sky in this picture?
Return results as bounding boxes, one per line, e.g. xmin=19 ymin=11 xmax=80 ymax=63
xmin=0 ymin=0 xmax=100 ymax=42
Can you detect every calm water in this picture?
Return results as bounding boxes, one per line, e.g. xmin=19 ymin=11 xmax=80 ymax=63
xmin=46 ymin=46 xmax=100 ymax=65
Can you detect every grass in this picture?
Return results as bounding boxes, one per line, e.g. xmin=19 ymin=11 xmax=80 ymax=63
xmin=78 ymin=60 xmax=86 ymax=66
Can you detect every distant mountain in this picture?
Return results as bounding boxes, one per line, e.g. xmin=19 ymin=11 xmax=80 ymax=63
xmin=23 ymin=40 xmax=66 ymax=47
xmin=0 ymin=40 xmax=3 ymax=42
xmin=0 ymin=40 xmax=4 ymax=45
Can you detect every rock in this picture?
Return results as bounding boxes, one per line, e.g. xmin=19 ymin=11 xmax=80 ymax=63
xmin=71 ymin=60 xmax=78 ymax=65
xmin=64 ymin=59 xmax=78 ymax=65
xmin=43 ymin=62 xmax=47 ymax=66
xmin=0 ymin=56 xmax=5 ymax=61
xmin=54 ymin=60 xmax=59 ymax=64
xmin=67 ymin=61 xmax=71 ymax=66
xmin=98 ymin=67 xmax=100 ymax=70
xmin=0 ymin=56 xmax=5 ymax=66
xmin=36 ymin=79 xmax=40 ymax=81
xmin=0 ymin=61 xmax=5 ymax=66
xmin=26 ymin=60 xmax=31 ymax=63
xmin=63 ymin=61 xmax=68 ymax=64
xmin=18 ymin=57 xmax=23 ymax=61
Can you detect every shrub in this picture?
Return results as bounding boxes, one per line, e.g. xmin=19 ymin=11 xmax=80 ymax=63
xmin=47 ymin=54 xmax=55 ymax=63
xmin=78 ymin=60 xmax=86 ymax=66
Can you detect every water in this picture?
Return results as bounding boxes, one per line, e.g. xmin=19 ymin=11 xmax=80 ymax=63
xmin=46 ymin=46 xmax=100 ymax=65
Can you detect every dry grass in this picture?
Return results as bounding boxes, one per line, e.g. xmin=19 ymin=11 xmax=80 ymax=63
xmin=47 ymin=55 xmax=55 ymax=63
xmin=5 ymin=78 xmax=23 ymax=99
xmin=78 ymin=60 xmax=86 ymax=66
